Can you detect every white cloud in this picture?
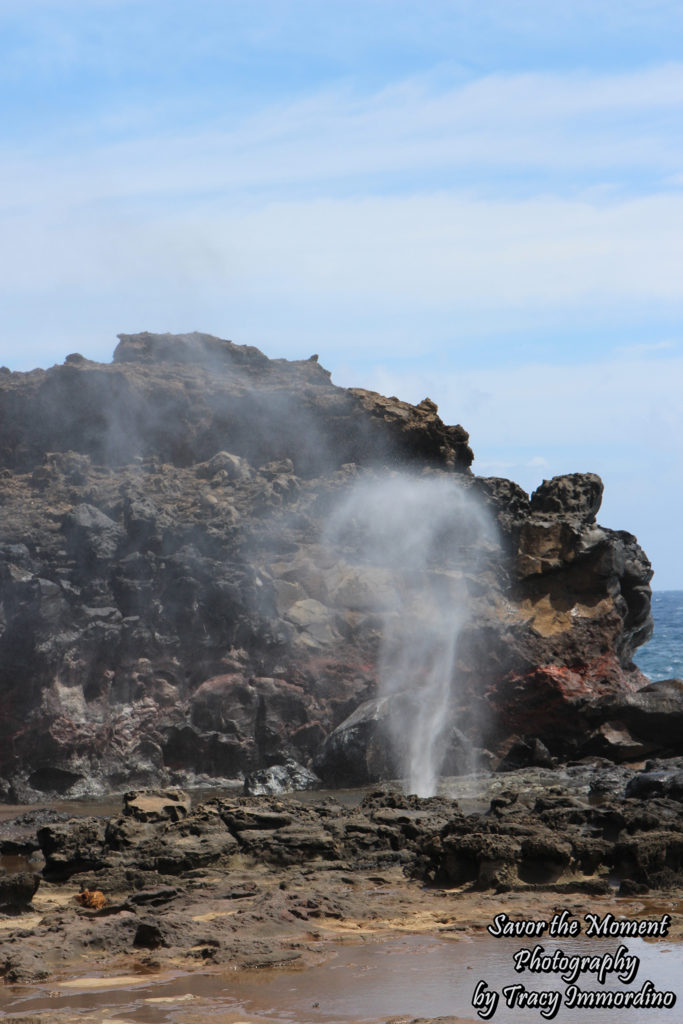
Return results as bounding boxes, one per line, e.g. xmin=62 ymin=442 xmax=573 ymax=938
xmin=2 ymin=62 xmax=683 ymax=218
xmin=0 ymin=61 xmax=680 ymax=352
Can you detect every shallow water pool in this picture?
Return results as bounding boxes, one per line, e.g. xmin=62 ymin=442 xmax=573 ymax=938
xmin=1 ymin=932 xmax=680 ymax=1024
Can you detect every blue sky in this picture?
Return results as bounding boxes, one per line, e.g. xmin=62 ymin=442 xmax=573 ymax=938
xmin=1 ymin=1 xmax=682 ymax=586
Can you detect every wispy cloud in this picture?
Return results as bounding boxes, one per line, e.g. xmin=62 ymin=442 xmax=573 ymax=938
xmin=615 ymin=339 xmax=679 ymax=357
xmin=3 ymin=191 xmax=681 ymax=327
xmin=1 ymin=45 xmax=680 ymax=373
xmin=3 ymin=63 xmax=683 ymax=216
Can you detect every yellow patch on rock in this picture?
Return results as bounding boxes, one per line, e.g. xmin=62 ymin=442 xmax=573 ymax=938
xmin=0 ymin=911 xmax=41 ymax=931
xmin=191 ymin=909 xmax=237 ymax=922
xmin=521 ymin=593 xmax=613 ymax=637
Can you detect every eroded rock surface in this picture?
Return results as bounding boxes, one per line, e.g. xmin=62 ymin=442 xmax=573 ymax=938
xmin=0 ymin=333 xmax=658 ymax=799
xmin=0 ymin=771 xmax=682 ymax=985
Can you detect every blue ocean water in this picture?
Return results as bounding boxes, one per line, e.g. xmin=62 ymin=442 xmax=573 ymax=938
xmin=633 ymin=590 xmax=683 ymax=681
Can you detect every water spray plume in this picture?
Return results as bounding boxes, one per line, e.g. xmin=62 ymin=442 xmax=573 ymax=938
xmin=326 ymin=471 xmax=497 ymax=796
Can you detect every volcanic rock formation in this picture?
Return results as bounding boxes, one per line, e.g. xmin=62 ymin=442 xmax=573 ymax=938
xmin=0 ymin=332 xmax=660 ymax=800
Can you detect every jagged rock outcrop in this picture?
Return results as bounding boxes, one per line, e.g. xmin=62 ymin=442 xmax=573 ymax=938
xmin=0 ymin=333 xmax=657 ymax=799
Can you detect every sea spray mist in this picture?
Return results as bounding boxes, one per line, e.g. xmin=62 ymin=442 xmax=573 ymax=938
xmin=325 ymin=471 xmax=498 ymax=796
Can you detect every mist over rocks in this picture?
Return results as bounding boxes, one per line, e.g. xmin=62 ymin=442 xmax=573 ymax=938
xmin=1 ymin=331 xmax=473 ymax=475
xmin=0 ymin=332 xmax=661 ymax=801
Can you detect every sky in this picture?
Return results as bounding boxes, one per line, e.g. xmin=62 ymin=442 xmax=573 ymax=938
xmin=0 ymin=0 xmax=681 ymax=586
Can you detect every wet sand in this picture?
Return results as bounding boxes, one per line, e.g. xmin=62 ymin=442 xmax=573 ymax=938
xmin=1 ymin=880 xmax=682 ymax=1024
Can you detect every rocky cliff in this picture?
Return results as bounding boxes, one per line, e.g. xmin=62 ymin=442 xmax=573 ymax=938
xmin=0 ymin=332 xmax=661 ymax=801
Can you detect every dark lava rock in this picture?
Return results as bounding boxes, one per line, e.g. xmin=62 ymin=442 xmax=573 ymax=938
xmin=411 ymin=778 xmax=683 ymax=894
xmin=0 ymin=949 xmax=49 ymax=983
xmin=314 ymin=696 xmax=397 ymax=786
xmin=625 ymin=765 xmax=683 ymax=800
xmin=315 ymin=694 xmax=473 ymax=787
xmin=37 ymin=818 xmax=107 ymax=880
xmin=530 ymin=472 xmax=604 ymax=522
xmin=497 ymin=736 xmax=554 ymax=771
xmin=128 ymin=886 xmax=179 ymax=907
xmin=0 ymin=333 xmax=655 ymax=797
xmin=62 ymin=503 xmax=125 ymax=568
xmin=0 ymin=870 xmax=40 ymax=911
xmin=133 ymin=920 xmax=169 ymax=949
xmin=590 ymin=680 xmax=683 ymax=756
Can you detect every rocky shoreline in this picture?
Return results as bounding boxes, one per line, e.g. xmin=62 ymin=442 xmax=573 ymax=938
xmin=1 ymin=759 xmax=682 ymax=996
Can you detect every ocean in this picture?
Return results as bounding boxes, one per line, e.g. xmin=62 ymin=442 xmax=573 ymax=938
xmin=633 ymin=590 xmax=683 ymax=681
